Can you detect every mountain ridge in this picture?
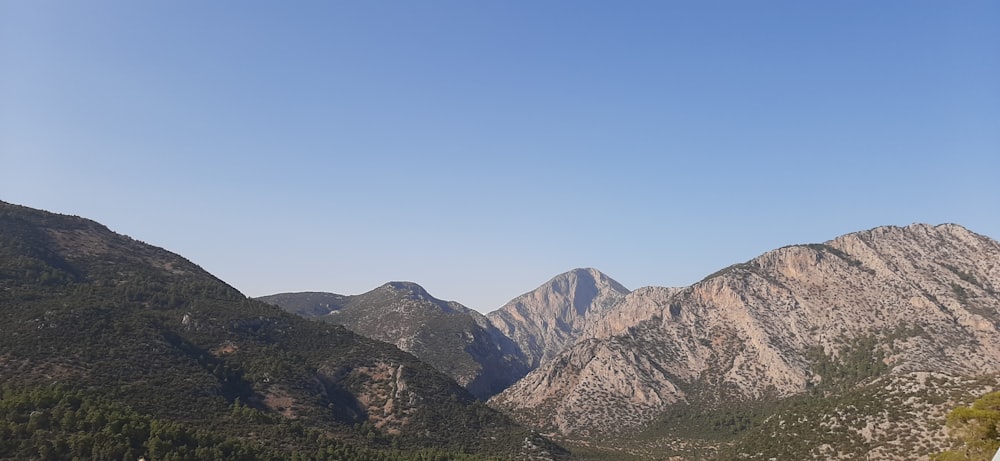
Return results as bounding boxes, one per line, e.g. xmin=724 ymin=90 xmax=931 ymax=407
xmin=260 ymin=281 xmax=531 ymax=400
xmin=490 ymin=223 xmax=1000 ymax=459
xmin=0 ymin=200 xmax=564 ymax=460
xmin=261 ymin=267 xmax=635 ymax=399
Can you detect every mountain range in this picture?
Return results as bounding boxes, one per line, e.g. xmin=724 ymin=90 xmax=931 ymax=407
xmin=491 ymin=223 xmax=1000 ymax=459
xmin=4 ymin=199 xmax=999 ymax=460
xmin=260 ymin=267 xmax=631 ymax=401
xmin=264 ymin=223 xmax=1000 ymax=460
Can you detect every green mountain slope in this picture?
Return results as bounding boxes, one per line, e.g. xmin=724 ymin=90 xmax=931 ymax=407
xmin=261 ymin=284 xmax=530 ymax=400
xmin=0 ymin=201 xmax=565 ymax=460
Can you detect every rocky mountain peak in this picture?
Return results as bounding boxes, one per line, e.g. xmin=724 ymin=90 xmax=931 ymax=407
xmin=486 ymin=267 xmax=630 ymax=368
xmin=549 ymin=268 xmax=629 ymax=312
xmin=491 ymin=223 xmax=1000 ymax=451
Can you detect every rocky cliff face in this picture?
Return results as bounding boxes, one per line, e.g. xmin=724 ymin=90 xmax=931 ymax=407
xmin=490 ymin=224 xmax=1000 ymax=443
xmin=486 ymin=268 xmax=630 ymax=368
xmin=261 ymin=282 xmax=530 ymax=400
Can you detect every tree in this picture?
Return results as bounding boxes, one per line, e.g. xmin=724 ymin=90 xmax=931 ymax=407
xmin=933 ymin=391 xmax=1000 ymax=461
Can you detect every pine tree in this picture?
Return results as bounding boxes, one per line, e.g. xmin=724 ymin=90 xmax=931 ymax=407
xmin=933 ymin=391 xmax=1000 ymax=461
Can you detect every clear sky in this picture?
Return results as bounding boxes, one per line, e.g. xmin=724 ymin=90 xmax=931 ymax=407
xmin=2 ymin=1 xmax=998 ymax=312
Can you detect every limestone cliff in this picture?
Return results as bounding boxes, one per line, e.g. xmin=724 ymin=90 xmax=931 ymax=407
xmin=486 ymin=268 xmax=630 ymax=368
xmin=490 ymin=224 xmax=1000 ymax=443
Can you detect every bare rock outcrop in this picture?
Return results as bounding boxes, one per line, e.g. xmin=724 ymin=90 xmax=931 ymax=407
xmin=491 ymin=224 xmax=1000 ymax=438
xmin=486 ymin=268 xmax=630 ymax=368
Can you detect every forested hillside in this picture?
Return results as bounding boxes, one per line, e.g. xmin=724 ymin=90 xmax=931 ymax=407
xmin=0 ymin=201 xmax=563 ymax=460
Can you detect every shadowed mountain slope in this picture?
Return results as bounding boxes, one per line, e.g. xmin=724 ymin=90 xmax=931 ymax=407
xmin=0 ymin=201 xmax=564 ymax=460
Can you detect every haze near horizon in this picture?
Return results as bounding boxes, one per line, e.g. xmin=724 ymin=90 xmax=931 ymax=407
xmin=2 ymin=1 xmax=998 ymax=311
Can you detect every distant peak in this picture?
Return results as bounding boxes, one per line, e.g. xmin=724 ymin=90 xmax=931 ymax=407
xmin=557 ymin=268 xmax=607 ymax=281
xmin=379 ymin=281 xmax=435 ymax=299
xmin=549 ymin=268 xmax=629 ymax=292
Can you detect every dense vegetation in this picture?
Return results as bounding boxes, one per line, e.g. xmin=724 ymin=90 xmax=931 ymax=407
xmin=0 ymin=385 xmax=517 ymax=461
xmin=933 ymin=391 xmax=1000 ymax=461
xmin=0 ymin=202 xmax=563 ymax=460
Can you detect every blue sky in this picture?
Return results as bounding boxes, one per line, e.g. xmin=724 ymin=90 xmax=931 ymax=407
xmin=2 ymin=1 xmax=998 ymax=312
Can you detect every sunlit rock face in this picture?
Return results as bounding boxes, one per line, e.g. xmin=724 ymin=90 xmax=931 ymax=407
xmin=487 ymin=267 xmax=631 ymax=369
xmin=491 ymin=224 xmax=1000 ymax=436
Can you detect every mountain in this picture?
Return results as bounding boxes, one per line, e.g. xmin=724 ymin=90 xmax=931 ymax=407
xmin=490 ymin=224 xmax=1000 ymax=460
xmin=0 ymin=201 xmax=564 ymax=460
xmin=260 ymin=283 xmax=530 ymax=400
xmin=486 ymin=268 xmax=630 ymax=368
xmin=263 ymin=268 xmax=630 ymax=399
